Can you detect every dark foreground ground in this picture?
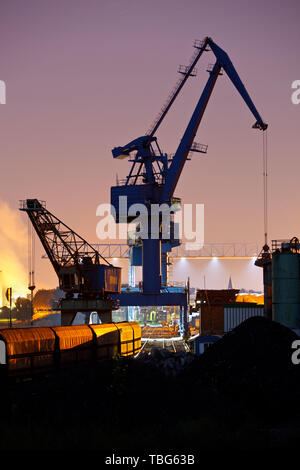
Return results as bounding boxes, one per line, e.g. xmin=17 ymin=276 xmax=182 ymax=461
xmin=1 ymin=317 xmax=300 ymax=451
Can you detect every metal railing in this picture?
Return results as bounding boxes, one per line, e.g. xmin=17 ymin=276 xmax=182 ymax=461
xmin=90 ymin=242 xmax=259 ymax=259
xmin=42 ymin=242 xmax=260 ymax=260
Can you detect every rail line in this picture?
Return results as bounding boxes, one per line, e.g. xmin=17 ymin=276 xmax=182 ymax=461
xmin=136 ymin=337 xmax=189 ymax=356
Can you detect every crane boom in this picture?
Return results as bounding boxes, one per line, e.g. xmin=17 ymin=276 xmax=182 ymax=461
xmin=161 ymin=38 xmax=267 ymax=201
xmin=20 ymin=199 xmax=111 ymax=272
xmin=147 ymin=38 xmax=209 ymax=137
xmin=161 ymin=61 xmax=221 ymax=201
xmin=20 ymin=199 xmax=121 ymax=297
xmin=207 ymin=38 xmax=267 ymax=130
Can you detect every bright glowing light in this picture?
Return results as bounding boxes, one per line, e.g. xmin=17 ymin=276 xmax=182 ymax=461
xmin=0 ymin=201 xmax=28 ymax=306
xmin=236 ymin=292 xmax=264 ymax=305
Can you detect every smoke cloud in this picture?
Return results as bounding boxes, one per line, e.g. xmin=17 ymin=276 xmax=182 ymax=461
xmin=0 ymin=201 xmax=28 ymax=306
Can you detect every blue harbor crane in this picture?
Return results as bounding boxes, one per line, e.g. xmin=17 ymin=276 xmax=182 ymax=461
xmin=111 ymin=37 xmax=267 ymax=334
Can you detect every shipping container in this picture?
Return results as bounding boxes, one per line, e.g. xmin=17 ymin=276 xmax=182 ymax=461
xmin=223 ymin=304 xmax=264 ymax=332
xmin=199 ymin=305 xmax=224 ymax=335
xmin=198 ymin=303 xmax=265 ymax=335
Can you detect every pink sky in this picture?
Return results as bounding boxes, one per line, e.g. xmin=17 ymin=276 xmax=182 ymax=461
xmin=0 ymin=0 xmax=299 ymax=291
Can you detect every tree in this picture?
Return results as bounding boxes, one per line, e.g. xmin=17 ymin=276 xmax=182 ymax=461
xmin=0 ymin=306 xmax=10 ymax=319
xmin=14 ymin=297 xmax=31 ymax=322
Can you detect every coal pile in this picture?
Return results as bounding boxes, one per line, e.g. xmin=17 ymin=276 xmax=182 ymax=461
xmin=184 ymin=316 xmax=300 ymax=421
xmin=137 ymin=348 xmax=195 ymax=376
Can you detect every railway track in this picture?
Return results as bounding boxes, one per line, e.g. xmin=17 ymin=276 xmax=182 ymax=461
xmin=135 ymin=337 xmax=189 ymax=357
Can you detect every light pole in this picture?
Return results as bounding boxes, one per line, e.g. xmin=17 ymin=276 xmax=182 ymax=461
xmin=5 ymin=287 xmax=12 ymax=328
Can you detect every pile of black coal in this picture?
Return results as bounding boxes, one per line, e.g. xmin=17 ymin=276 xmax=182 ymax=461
xmin=184 ymin=316 xmax=300 ymax=420
xmin=137 ymin=348 xmax=195 ymax=376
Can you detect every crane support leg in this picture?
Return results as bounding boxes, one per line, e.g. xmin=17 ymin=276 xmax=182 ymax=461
xmin=60 ymin=298 xmax=116 ymax=325
xmin=142 ymin=238 xmax=162 ymax=294
xmin=61 ymin=312 xmax=77 ymax=326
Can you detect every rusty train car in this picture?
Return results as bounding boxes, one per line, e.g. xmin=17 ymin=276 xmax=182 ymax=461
xmin=0 ymin=322 xmax=141 ymax=377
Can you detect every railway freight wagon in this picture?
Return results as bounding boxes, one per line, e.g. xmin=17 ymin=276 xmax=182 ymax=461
xmin=0 ymin=322 xmax=141 ymax=377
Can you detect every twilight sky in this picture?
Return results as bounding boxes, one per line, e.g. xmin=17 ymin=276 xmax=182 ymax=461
xmin=0 ymin=0 xmax=299 ymax=291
